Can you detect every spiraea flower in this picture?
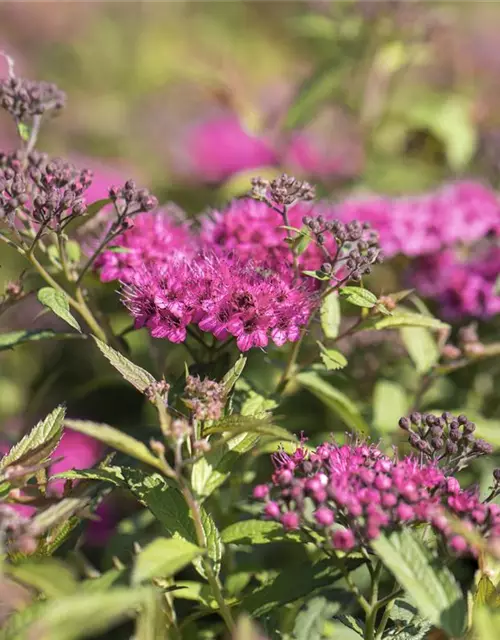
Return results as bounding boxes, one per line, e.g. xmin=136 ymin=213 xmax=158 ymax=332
xmin=409 ymin=246 xmax=500 ymax=319
xmin=251 ymin=173 xmax=316 ymax=208
xmin=93 ymin=208 xmax=195 ymax=283
xmin=122 ymin=251 xmax=315 ymax=351
xmin=0 ymin=75 xmax=66 ymax=121
xmin=334 ymin=181 xmax=500 ymax=259
xmin=183 ymin=115 xmax=278 ymax=184
xmin=253 ymin=414 xmax=500 ymax=556
xmin=184 ymin=375 xmax=226 ymax=421
xmin=108 ymin=179 xmax=158 ymax=215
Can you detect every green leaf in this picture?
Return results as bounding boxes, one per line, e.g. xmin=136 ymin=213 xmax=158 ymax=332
xmin=373 ymin=381 xmax=409 ymax=434
xmin=221 ymin=354 xmax=247 ymax=395
xmin=122 ymin=469 xmax=222 ymax=576
xmin=0 ymin=405 xmax=65 ymax=469
xmin=204 ymin=414 xmax=295 ymax=442
xmin=64 ymin=420 xmax=163 ymax=471
xmin=65 ymin=240 xmax=81 ymax=263
xmin=433 ymin=95 xmax=477 ymax=171
xmin=51 ymin=466 xmax=125 ymax=487
xmin=372 ymin=312 xmax=448 ymax=331
xmin=81 ymin=569 xmax=126 ymax=593
xmin=475 ymin=576 xmax=500 ymax=608
xmin=317 ymin=341 xmax=348 ymax=371
xmin=340 ymin=286 xmax=378 ymax=308
xmin=26 ymin=587 xmax=153 ymax=640
xmin=302 ymin=269 xmax=330 ymax=281
xmin=296 ymin=372 xmax=369 ymax=435
xmin=222 ymin=519 xmax=301 ymax=545
xmin=475 ymin=607 xmax=500 ymax=640
xmin=242 ymin=558 xmax=358 ymax=617
xmin=17 ymin=122 xmax=30 ymax=141
xmin=0 ymin=329 xmax=82 ymax=351
xmin=293 ymin=596 xmax=344 ymax=640
xmin=37 ymin=287 xmax=82 ymax=333
xmin=387 ymin=598 xmax=432 ymax=640
xmin=6 ymin=559 xmax=78 ymax=598
xmin=132 ymin=537 xmax=204 ymax=585
xmin=372 ymin=529 xmax=466 ymax=637
xmin=0 ymin=600 xmax=47 ymax=640
xmin=401 ymin=327 xmax=440 ymax=374
xmin=30 ymin=496 xmax=91 ymax=536
xmin=320 ymin=293 xmax=341 ymax=339
xmin=92 ymin=336 xmax=156 ymax=393
xmin=134 ymin=589 xmax=168 ymax=640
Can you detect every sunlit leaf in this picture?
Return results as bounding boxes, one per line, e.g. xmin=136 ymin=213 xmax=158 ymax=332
xmin=92 ymin=337 xmax=156 ymax=393
xmin=37 ymin=288 xmax=81 ymax=333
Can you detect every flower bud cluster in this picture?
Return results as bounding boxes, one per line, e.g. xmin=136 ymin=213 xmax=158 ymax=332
xmin=399 ymin=411 xmax=493 ymax=475
xmin=303 ymin=216 xmax=384 ymax=283
xmin=108 ymin=179 xmax=158 ymax=216
xmin=0 ymin=76 xmax=66 ymax=121
xmin=253 ymin=432 xmax=500 ymax=556
xmin=251 ymin=174 xmax=315 ymax=208
xmin=0 ymin=152 xmax=93 ymax=228
xmin=184 ymin=375 xmax=225 ymax=421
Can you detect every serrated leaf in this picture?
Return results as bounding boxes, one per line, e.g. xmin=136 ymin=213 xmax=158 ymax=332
xmin=221 ymin=519 xmax=301 ymax=545
xmin=26 ymin=586 xmax=153 ymax=640
xmin=132 ymin=537 xmax=204 ymax=584
xmin=372 ymin=312 xmax=448 ymax=331
xmin=401 ymin=326 xmax=440 ymax=374
xmin=0 ymin=329 xmax=83 ymax=351
xmin=340 ymin=286 xmax=378 ymax=308
xmin=203 ymin=414 xmax=295 ymax=442
xmin=65 ymin=420 xmax=163 ymax=471
xmin=51 ymin=466 xmax=125 ymax=487
xmin=293 ymin=596 xmax=343 ymax=640
xmin=6 ymin=558 xmax=78 ymax=598
xmin=92 ymin=336 xmax=156 ymax=393
xmin=296 ymin=372 xmax=369 ymax=435
xmin=386 ymin=598 xmax=432 ymax=640
xmin=373 ymin=380 xmax=409 ymax=434
xmin=221 ymin=355 xmax=247 ymax=395
xmin=320 ymin=293 xmax=341 ymax=339
xmin=317 ymin=341 xmax=347 ymax=370
xmin=1 ymin=405 xmax=65 ymax=469
xmin=372 ymin=529 xmax=466 ymax=637
xmin=292 ymin=227 xmax=312 ymax=256
xmin=37 ymin=287 xmax=81 ymax=333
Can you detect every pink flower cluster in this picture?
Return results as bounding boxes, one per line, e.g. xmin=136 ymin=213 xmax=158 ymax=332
xmin=123 ymin=252 xmax=315 ymax=351
xmin=183 ymin=115 xmax=353 ymax=183
xmin=334 ymin=181 xmax=500 ymax=259
xmin=253 ymin=432 xmax=500 ymax=555
xmin=410 ymin=247 xmax=500 ymax=319
xmin=94 ymin=209 xmax=195 ymax=284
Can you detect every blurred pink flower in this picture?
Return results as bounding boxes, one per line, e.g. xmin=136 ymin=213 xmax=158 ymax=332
xmin=410 ymin=246 xmax=500 ymax=319
xmin=184 ymin=115 xmax=278 ymax=183
xmin=283 ymin=132 xmax=345 ymax=180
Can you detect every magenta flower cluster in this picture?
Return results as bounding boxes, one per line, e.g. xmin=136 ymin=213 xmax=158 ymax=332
xmin=94 ymin=209 xmax=194 ymax=284
xmin=334 ymin=181 xmax=500 ymax=259
xmin=253 ymin=417 xmax=500 ymax=555
xmin=123 ymin=252 xmax=314 ymax=351
xmin=410 ymin=247 xmax=500 ymax=320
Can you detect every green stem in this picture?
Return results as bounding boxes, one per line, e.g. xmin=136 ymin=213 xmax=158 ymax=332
xmin=57 ymin=233 xmax=72 ymax=282
xmin=28 ymin=251 xmax=109 ymax=343
xmin=375 ymin=597 xmax=397 ymax=640
xmin=178 ymin=480 xmax=235 ymax=633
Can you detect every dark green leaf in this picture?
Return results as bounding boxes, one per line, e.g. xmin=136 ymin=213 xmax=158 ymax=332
xmin=372 ymin=529 xmax=466 ymax=637
xmin=293 ymin=596 xmax=343 ymax=640
xmin=37 ymin=287 xmax=81 ymax=333
xmin=297 ymin=372 xmax=369 ymax=435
